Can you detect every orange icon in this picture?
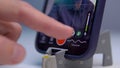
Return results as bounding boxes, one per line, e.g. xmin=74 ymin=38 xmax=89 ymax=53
xmin=56 ymin=39 xmax=66 ymax=46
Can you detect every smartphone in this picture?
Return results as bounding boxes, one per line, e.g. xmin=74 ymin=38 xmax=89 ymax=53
xmin=35 ymin=0 xmax=106 ymax=60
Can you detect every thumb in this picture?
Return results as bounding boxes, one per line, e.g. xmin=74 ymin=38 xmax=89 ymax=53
xmin=0 ymin=35 xmax=25 ymax=65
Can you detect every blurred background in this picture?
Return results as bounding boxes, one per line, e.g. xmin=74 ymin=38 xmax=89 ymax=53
xmin=1 ymin=0 xmax=120 ymax=68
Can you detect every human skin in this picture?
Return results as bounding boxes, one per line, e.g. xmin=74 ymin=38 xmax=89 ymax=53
xmin=0 ymin=0 xmax=74 ymax=65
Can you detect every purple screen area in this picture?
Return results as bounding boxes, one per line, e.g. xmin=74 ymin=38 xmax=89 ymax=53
xmin=37 ymin=0 xmax=95 ymax=56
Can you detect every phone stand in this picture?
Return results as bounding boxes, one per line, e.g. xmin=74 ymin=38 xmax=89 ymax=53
xmin=41 ymin=31 xmax=113 ymax=68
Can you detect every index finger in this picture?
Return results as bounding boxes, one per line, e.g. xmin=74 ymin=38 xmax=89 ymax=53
xmin=0 ymin=0 xmax=74 ymax=39
xmin=19 ymin=1 xmax=74 ymax=39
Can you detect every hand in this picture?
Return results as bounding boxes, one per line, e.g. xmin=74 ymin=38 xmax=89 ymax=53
xmin=0 ymin=0 xmax=74 ymax=65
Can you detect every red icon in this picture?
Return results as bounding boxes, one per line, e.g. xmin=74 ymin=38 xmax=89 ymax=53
xmin=56 ymin=39 xmax=66 ymax=46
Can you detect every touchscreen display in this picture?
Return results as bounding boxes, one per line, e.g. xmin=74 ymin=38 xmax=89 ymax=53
xmin=36 ymin=0 xmax=99 ymax=56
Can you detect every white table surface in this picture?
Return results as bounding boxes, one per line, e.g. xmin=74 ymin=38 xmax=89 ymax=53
xmin=0 ymin=26 xmax=120 ymax=68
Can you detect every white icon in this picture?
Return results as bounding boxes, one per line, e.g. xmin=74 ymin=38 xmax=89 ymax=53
xmin=50 ymin=38 xmax=54 ymax=41
xmin=67 ymin=39 xmax=87 ymax=44
xmin=49 ymin=38 xmax=54 ymax=44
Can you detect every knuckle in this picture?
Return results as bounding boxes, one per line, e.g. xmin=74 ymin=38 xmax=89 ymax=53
xmin=11 ymin=23 xmax=22 ymax=33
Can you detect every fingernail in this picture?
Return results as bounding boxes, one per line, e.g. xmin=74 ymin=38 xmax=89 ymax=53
xmin=65 ymin=25 xmax=75 ymax=36
xmin=11 ymin=45 xmax=25 ymax=64
xmin=69 ymin=27 xmax=75 ymax=37
xmin=72 ymin=30 xmax=75 ymax=36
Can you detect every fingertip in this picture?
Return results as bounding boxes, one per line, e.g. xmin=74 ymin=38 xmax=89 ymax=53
xmin=41 ymin=21 xmax=74 ymax=40
xmin=11 ymin=45 xmax=26 ymax=65
xmin=65 ymin=25 xmax=75 ymax=37
xmin=0 ymin=35 xmax=26 ymax=65
xmin=57 ymin=25 xmax=74 ymax=39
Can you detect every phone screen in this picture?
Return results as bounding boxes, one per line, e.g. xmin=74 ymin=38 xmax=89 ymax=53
xmin=36 ymin=0 xmax=105 ymax=58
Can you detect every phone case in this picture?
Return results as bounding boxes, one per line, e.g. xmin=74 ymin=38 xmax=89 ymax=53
xmin=35 ymin=0 xmax=106 ymax=60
